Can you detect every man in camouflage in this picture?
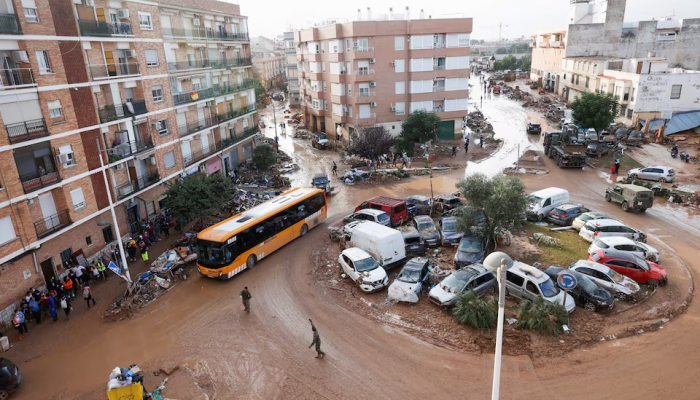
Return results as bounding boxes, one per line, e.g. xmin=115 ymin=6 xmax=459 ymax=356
xmin=240 ymin=287 xmax=252 ymax=313
xmin=308 ymin=319 xmax=325 ymax=358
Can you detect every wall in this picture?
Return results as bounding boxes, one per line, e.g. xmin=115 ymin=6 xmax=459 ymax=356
xmin=635 ymin=73 xmax=700 ymax=113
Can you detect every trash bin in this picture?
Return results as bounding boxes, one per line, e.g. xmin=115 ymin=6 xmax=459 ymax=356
xmin=107 ymin=382 xmax=144 ymax=400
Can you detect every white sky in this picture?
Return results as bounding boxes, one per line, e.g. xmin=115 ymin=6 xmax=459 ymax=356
xmin=224 ymin=0 xmax=700 ymax=41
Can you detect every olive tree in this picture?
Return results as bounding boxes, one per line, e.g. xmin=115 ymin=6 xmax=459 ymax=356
xmin=570 ymin=91 xmax=620 ymax=132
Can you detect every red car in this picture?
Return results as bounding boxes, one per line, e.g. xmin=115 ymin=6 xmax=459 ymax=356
xmin=589 ymin=249 xmax=667 ymax=287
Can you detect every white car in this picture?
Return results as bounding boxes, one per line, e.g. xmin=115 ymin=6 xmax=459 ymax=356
xmin=588 ymin=237 xmax=660 ymax=262
xmin=569 ymin=260 xmax=640 ymax=301
xmin=579 ymin=219 xmax=647 ymax=243
xmin=628 ymin=166 xmax=675 ymax=183
xmin=387 ymin=258 xmax=431 ymax=303
xmin=338 ymin=248 xmax=388 ymax=292
xmin=343 ymin=209 xmax=390 ymax=226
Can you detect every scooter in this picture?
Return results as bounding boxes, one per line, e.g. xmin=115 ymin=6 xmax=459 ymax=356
xmin=680 ymin=151 xmax=690 ymax=163
xmin=671 ymin=147 xmax=678 ymax=158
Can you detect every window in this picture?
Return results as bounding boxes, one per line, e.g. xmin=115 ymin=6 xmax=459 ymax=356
xmin=23 ymin=0 xmax=39 ymax=23
xmin=48 ymin=100 xmax=63 ymax=119
xmin=670 ymin=84 xmax=682 ymax=99
xmin=585 ymin=77 xmax=589 ymax=88
xmin=164 ymin=151 xmax=175 ymax=168
xmin=506 ymin=271 xmax=525 ymax=286
xmin=394 ymin=36 xmax=405 ymax=51
xmin=154 ymin=119 xmax=168 ymax=135
xmin=138 ymin=12 xmax=153 ymax=30
xmin=36 ymin=50 xmax=52 ymax=74
xmin=345 ymin=39 xmax=351 ymax=52
xmin=70 ymin=187 xmax=86 ymax=210
xmin=145 ymin=50 xmax=158 ymax=66
xmin=0 ymin=216 xmax=17 ymax=245
xmin=152 ymin=85 xmax=163 ymax=102
xmin=576 ymin=75 xmax=579 ymax=85
xmin=394 ymin=59 xmax=405 ymax=73
xmin=59 ymin=248 xmax=73 ymax=266
xmin=86 ymin=236 xmax=92 ymax=247
xmin=525 ymin=281 xmax=539 ymax=294
xmin=395 ymin=81 xmax=405 ymax=95
xmin=58 ymin=145 xmax=75 ymax=166
xmin=102 ymin=225 xmax=115 ymax=244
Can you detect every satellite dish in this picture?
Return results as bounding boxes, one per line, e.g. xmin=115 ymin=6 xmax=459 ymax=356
xmin=483 ymin=251 xmax=513 ymax=272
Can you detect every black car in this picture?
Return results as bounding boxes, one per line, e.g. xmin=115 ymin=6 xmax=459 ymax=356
xmin=526 ymin=123 xmax=541 ymax=134
xmin=547 ymin=203 xmax=590 ymax=226
xmin=543 ymin=266 xmax=614 ymax=312
xmin=404 ymin=195 xmax=432 ymax=215
xmin=454 ymin=235 xmax=487 ymax=268
xmin=0 ymin=357 xmax=21 ymax=397
xmin=403 ymin=200 xmax=420 ymax=217
xmin=433 ymin=195 xmax=463 ymax=211
xmin=398 ymin=226 xmax=426 ymax=256
xmin=615 ymin=128 xmax=630 ymax=141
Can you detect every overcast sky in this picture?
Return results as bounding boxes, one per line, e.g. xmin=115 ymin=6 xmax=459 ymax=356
xmin=229 ymin=0 xmax=700 ymax=40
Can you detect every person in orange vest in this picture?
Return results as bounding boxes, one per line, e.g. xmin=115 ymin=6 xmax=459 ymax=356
xmin=63 ymin=276 xmax=75 ymax=298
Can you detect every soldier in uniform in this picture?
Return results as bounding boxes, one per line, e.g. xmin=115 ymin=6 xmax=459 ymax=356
xmin=308 ymin=319 xmax=325 ymax=358
xmin=240 ymin=287 xmax=252 ymax=313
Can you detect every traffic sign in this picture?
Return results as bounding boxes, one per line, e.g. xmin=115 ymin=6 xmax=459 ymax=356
xmin=557 ymin=272 xmax=578 ymax=290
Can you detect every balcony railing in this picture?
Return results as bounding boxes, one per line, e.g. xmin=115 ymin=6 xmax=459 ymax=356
xmin=167 ymin=57 xmax=252 ymax=71
xmin=108 ymin=138 xmax=154 ymax=162
xmin=98 ymin=100 xmax=148 ymax=123
xmin=5 ymin=118 xmax=49 ymax=143
xmin=34 ymin=209 xmax=72 ymax=239
xmin=212 ymin=79 xmax=255 ymax=96
xmin=0 ymin=68 xmax=36 ymax=88
xmin=216 ymin=104 xmax=256 ymax=124
xmin=357 ymin=113 xmax=376 ymax=119
xmin=167 ymin=59 xmax=209 ymax=71
xmin=116 ymin=172 xmax=160 ymax=200
xmin=207 ymin=29 xmax=250 ymax=41
xmin=162 ymin=27 xmax=249 ymax=42
xmin=20 ymin=169 xmax=61 ymax=194
xmin=0 ymin=13 xmax=21 ymax=34
xmin=221 ymin=126 xmax=259 ymax=148
xmin=434 ymin=65 xmax=446 ymax=71
xmin=356 ymin=91 xmax=375 ymax=98
xmin=353 ymin=47 xmax=374 ymax=53
xmin=178 ymin=116 xmax=216 ymax=137
xmin=78 ymin=20 xmax=132 ymax=37
xmin=183 ymin=143 xmax=218 ymax=167
xmin=90 ymin=63 xmax=140 ymax=80
xmin=433 ymin=86 xmax=445 ymax=92
xmin=355 ymin=69 xmax=375 ymax=75
xmin=173 ymin=87 xmax=214 ymax=105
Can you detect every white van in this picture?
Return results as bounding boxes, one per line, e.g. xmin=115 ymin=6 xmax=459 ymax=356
xmin=526 ymin=188 xmax=570 ymax=221
xmin=344 ymin=221 xmax=407 ymax=270
xmin=505 ymin=262 xmax=576 ymax=313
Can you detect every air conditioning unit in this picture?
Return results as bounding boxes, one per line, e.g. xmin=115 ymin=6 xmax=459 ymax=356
xmin=147 ymin=156 xmax=157 ymax=165
xmin=369 ymin=81 xmax=376 ymax=87
xmin=333 ymin=46 xmax=338 ymax=53
xmin=11 ymin=50 xmax=29 ymax=63
xmin=57 ymin=153 xmax=72 ymax=164
xmin=370 ymin=102 xmax=377 ymax=107
xmin=353 ymin=42 xmax=358 ymax=48
xmin=193 ymin=19 xmax=201 ymax=26
xmin=124 ymin=49 xmax=136 ymax=58
xmin=391 ymin=105 xmax=396 ymax=112
xmin=390 ymin=61 xmax=396 ymax=67
xmin=369 ymin=58 xmax=376 ymax=64
xmin=83 ymin=0 xmax=94 ymax=6
xmin=116 ymin=9 xmax=130 ymax=19
xmin=114 ymin=163 xmax=124 ymax=170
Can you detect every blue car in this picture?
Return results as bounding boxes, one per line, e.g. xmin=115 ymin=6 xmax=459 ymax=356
xmin=438 ymin=216 xmax=463 ymax=246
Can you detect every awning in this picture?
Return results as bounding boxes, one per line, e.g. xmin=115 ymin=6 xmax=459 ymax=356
xmin=638 ymin=118 xmax=664 ymax=132
xmin=664 ymin=110 xmax=700 ymax=135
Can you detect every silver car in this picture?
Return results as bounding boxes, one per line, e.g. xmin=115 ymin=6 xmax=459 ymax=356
xmin=628 ymin=166 xmax=675 ymax=183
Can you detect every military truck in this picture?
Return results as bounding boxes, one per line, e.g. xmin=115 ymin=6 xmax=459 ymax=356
xmin=543 ymin=130 xmax=587 ymax=168
xmin=605 ymin=184 xmax=653 ymax=212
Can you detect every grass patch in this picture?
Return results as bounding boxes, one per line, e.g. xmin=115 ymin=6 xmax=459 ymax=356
xmin=522 ymin=222 xmax=590 ymax=267
xmin=596 ymin=152 xmax=643 ymax=173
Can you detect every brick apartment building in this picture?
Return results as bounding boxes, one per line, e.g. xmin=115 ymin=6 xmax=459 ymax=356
xmin=295 ymin=9 xmax=472 ymax=142
xmin=252 ymin=55 xmax=285 ymax=90
xmin=283 ymin=31 xmax=300 ymax=106
xmin=0 ymin=0 xmax=257 ymax=323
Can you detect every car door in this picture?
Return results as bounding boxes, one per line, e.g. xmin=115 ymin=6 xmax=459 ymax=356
xmin=622 ymin=227 xmax=639 ymax=240
xmin=524 ymin=279 xmax=540 ymax=301
xmin=624 ymin=261 xmax=646 ymax=283
xmin=593 ymin=270 xmax=619 ymax=294
xmin=603 ymin=259 xmax=628 ymax=279
xmin=616 ymin=244 xmax=644 ymax=259
xmin=343 ymin=255 xmax=359 ymax=282
xmin=639 ymin=168 xmax=655 ymax=180
xmin=474 ymin=272 xmax=495 ymax=295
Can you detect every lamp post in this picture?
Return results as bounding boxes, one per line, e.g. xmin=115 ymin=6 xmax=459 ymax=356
xmin=96 ymin=138 xmax=132 ymax=282
xmin=270 ymin=96 xmax=279 ymax=153
xmin=483 ymin=251 xmax=513 ymax=400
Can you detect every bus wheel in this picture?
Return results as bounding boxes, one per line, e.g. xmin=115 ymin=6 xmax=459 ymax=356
xmin=246 ymin=255 xmax=257 ymax=269
xmin=300 ymin=224 xmax=309 ymax=237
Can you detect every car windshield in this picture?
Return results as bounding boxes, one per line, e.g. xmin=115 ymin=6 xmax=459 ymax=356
xmin=441 ymin=272 xmax=469 ymax=293
xmin=594 ymin=239 xmax=610 ymax=249
xmin=443 ymin=221 xmax=456 ymax=231
xmin=577 ymin=275 xmax=599 ymax=293
xmin=397 ymin=269 xmax=421 ymax=283
xmin=579 ymin=214 xmax=595 ymax=221
xmin=377 ymin=213 xmax=389 ymax=222
xmin=529 ymin=195 xmax=543 ymax=206
xmin=608 ymin=268 xmax=626 ymax=284
xmin=354 ymin=257 xmax=378 ymax=272
xmin=539 ymin=280 xmax=560 ymax=297
xmin=417 ymin=221 xmax=435 ymax=231
xmin=459 ymin=238 xmax=483 ymax=253
xmin=313 ymin=177 xmax=328 ymax=184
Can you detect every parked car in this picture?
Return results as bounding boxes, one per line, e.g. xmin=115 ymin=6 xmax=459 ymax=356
xmin=571 ymin=211 xmax=611 ymax=231
xmin=589 ymin=249 xmax=667 ymax=287
xmin=543 ymin=266 xmax=614 ymax=312
xmin=0 ymin=357 xmax=21 ymax=398
xmin=338 ymin=248 xmax=388 ymax=292
xmin=569 ymin=260 xmax=640 ymax=301
xmin=505 ymin=262 xmax=576 ymax=313
xmin=605 ymin=183 xmax=654 ymax=212
xmin=584 ymin=128 xmax=598 ymax=142
xmin=343 ymin=221 xmax=406 ymax=270
xmin=626 ymin=130 xmax=643 ymax=144
xmin=355 ymin=196 xmax=409 ymax=226
xmin=615 ymin=128 xmax=630 ymax=140
xmin=404 ymin=200 xmax=420 ymax=217
xmin=438 ymin=216 xmax=463 ymax=246
xmin=588 ymin=236 xmax=660 ymax=262
xmin=428 ymin=264 xmax=496 ymax=307
xmin=412 ymin=215 xmax=440 ymax=247
xmin=526 ymin=123 xmax=542 ymax=134
xmin=546 ymin=203 xmax=590 ymax=226
xmin=579 ymin=219 xmax=647 ymax=243
xmin=311 ymin=173 xmax=332 ymax=194
xmin=387 ymin=257 xmax=432 ymax=303
xmin=404 ymin=195 xmax=432 ymax=215
xmin=454 ymin=235 xmax=488 ymax=268
xmin=627 ymin=166 xmax=675 ymax=183
xmin=311 ymin=132 xmax=329 ymax=149
xmin=527 ymin=187 xmax=569 ymax=221
xmin=433 ymin=195 xmax=463 ymax=211
xmin=397 ymin=226 xmax=426 ymax=256
xmin=343 ymin=209 xmax=390 ymax=226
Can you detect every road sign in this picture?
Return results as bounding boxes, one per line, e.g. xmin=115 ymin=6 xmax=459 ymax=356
xmin=557 ymin=272 xmax=578 ymax=290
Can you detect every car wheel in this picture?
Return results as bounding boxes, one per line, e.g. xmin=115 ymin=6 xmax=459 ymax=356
xmin=614 ymin=292 xmax=627 ymax=301
xmin=658 ymin=177 xmax=666 ymax=183
xmin=647 ymin=279 xmax=660 ymax=288
xmin=537 ymin=213 xmax=545 ymax=221
xmin=584 ymin=302 xmax=596 ymax=312
xmin=640 ymin=207 xmax=647 ymax=212
xmin=621 ymin=201 xmax=630 ymax=212
xmin=246 ymin=254 xmax=257 ymax=269
xmin=629 ymin=174 xmax=637 ymax=179
xmin=605 ymin=193 xmax=611 ymax=202
xmin=300 ymin=224 xmax=309 ymax=237
xmin=0 ymin=390 xmax=9 ymax=400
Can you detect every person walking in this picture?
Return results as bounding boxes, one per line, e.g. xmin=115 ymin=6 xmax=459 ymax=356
xmin=16 ymin=309 xmax=28 ymax=333
xmin=451 ymin=145 xmax=457 ymax=157
xmin=614 ymin=158 xmax=621 ymax=175
xmin=332 ymin=161 xmax=338 ymax=176
xmin=48 ymin=295 xmax=58 ymax=323
xmin=48 ymin=276 xmax=59 ymax=293
xmin=240 ymin=287 xmax=252 ymax=313
xmin=96 ymin=258 xmax=107 ymax=280
xmin=12 ymin=310 xmax=25 ymax=341
xmin=28 ymin=297 xmax=40 ymax=324
xmin=163 ymin=219 xmax=170 ymax=239
xmin=464 ymin=140 xmax=469 ymax=153
xmin=127 ymin=241 xmax=137 ymax=262
xmin=83 ymin=284 xmax=96 ymax=308
xmin=480 ymin=134 xmax=485 ymax=148
xmin=140 ymin=244 xmax=149 ymax=263
xmin=308 ymin=319 xmax=325 ymax=358
xmin=392 ymin=153 xmax=398 ymax=167
xmin=60 ymin=295 xmax=71 ymax=319
xmin=63 ymin=276 xmax=75 ymax=299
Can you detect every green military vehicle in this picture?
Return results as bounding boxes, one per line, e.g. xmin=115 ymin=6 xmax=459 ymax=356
xmin=605 ymin=184 xmax=654 ymax=212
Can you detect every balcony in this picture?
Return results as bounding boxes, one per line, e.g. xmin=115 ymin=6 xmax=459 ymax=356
xmin=183 ymin=143 xmax=218 ymax=167
xmin=108 ymin=138 xmax=154 ymax=162
xmin=116 ymin=172 xmax=160 ymax=200
xmin=206 ymin=30 xmax=250 ymax=42
xmin=355 ymin=91 xmax=375 ymax=100
xmin=357 ymin=113 xmax=376 ymax=120
xmin=434 ymin=65 xmax=446 ymax=71
xmin=0 ymin=68 xmax=36 ymax=88
xmin=98 ymin=99 xmax=148 ymax=123
xmin=20 ymin=169 xmax=61 ymax=194
xmin=221 ymin=126 xmax=259 ymax=149
xmin=167 ymin=57 xmax=252 ymax=72
xmin=34 ymin=209 xmax=72 ymax=239
xmin=89 ymin=63 xmax=140 ymax=80
xmin=550 ymin=40 xmax=562 ymax=48
xmin=355 ymin=69 xmax=375 ymax=81
xmin=5 ymin=118 xmax=49 ymax=143
xmin=216 ymin=104 xmax=256 ymax=124
xmin=212 ymin=79 xmax=256 ymax=96
xmin=433 ymin=86 xmax=446 ymax=92
xmin=78 ymin=20 xmax=132 ymax=37
xmin=167 ymin=59 xmax=209 ymax=72
xmin=178 ymin=116 xmax=217 ymax=137
xmin=173 ymin=87 xmax=214 ymax=105
xmin=353 ymin=47 xmax=374 ymax=53
xmin=0 ymin=13 xmax=21 ymax=34
xmin=162 ymin=27 xmax=249 ymax=42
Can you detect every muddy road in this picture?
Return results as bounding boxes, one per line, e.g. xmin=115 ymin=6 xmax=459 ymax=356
xmin=10 ymin=98 xmax=700 ymax=399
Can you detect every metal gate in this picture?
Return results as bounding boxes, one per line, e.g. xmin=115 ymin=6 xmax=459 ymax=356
xmin=438 ymin=120 xmax=455 ymax=140
xmin=243 ymin=143 xmax=253 ymax=162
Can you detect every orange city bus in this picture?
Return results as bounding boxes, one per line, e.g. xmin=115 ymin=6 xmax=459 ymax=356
xmin=196 ymin=187 xmax=327 ymax=279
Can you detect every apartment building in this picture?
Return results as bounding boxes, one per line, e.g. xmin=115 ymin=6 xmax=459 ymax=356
xmin=252 ymin=55 xmax=285 ymax=90
xmin=530 ymin=31 xmax=566 ymax=93
xmin=283 ymin=31 xmax=300 ymax=106
xmin=295 ymin=9 xmax=472 ymax=142
xmin=0 ymin=0 xmax=256 ymax=323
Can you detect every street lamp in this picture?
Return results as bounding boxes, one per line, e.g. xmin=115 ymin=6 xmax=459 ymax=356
xmin=483 ymin=251 xmax=514 ymax=400
xmin=269 ymin=96 xmax=279 ymax=153
xmin=95 ymin=138 xmax=132 ymax=282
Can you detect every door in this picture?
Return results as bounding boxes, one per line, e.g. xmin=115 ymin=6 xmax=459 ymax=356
xmin=109 ymin=83 xmax=124 ymax=118
xmin=196 ymin=107 xmax=205 ymax=125
xmin=126 ymin=204 xmax=140 ymax=234
xmin=40 ymin=258 xmax=56 ymax=283
xmin=200 ymin=132 xmax=210 ymax=154
xmin=39 ymin=193 xmax=58 ymax=228
xmin=104 ymin=51 xmax=116 ymax=76
xmin=181 ymin=140 xmax=192 ymax=162
xmin=128 ymin=166 xmax=137 ymax=190
xmin=438 ymin=120 xmax=454 ymax=140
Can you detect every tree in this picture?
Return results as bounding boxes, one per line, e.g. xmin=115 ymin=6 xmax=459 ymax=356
xmin=454 ymin=173 xmax=529 ymax=243
xmin=570 ymin=91 xmax=620 ymax=132
xmin=516 ymin=297 xmax=568 ymax=337
xmin=493 ymin=55 xmax=518 ymax=71
xmin=162 ymin=173 xmax=233 ymax=225
xmin=453 ymin=291 xmax=498 ymax=329
xmin=252 ymin=144 xmax=277 ymax=170
xmin=252 ymin=72 xmax=266 ymax=106
xmin=345 ymin=126 xmax=395 ymax=160
xmin=517 ymin=54 xmax=532 ymax=70
xmin=397 ymin=110 xmax=441 ymax=156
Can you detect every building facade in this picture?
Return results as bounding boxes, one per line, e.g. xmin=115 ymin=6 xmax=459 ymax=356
xmin=529 ymin=31 xmax=566 ymax=93
xmin=295 ymin=13 xmax=472 ymax=142
xmin=284 ymin=31 xmax=300 ymax=106
xmin=0 ymin=0 xmax=256 ymax=323
xmin=252 ymin=55 xmax=286 ymax=90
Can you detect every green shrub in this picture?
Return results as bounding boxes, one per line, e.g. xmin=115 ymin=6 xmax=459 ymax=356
xmin=516 ymin=297 xmax=568 ymax=337
xmin=452 ymin=291 xmax=497 ymax=329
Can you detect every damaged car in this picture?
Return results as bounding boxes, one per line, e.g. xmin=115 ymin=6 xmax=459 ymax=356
xmin=438 ymin=216 xmax=463 ymax=246
xmin=412 ymin=215 xmax=440 ymax=247
xmin=387 ymin=258 xmax=432 ymax=303
xmin=454 ymin=235 xmax=488 ymax=268
xmin=428 ymin=264 xmax=496 ymax=307
xmin=338 ymin=248 xmax=388 ymax=293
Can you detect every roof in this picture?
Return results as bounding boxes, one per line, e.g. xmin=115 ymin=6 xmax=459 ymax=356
xmin=366 ymin=196 xmax=405 ymax=207
xmin=615 ymin=184 xmax=653 ymax=192
xmin=571 ymin=259 xmax=608 ymax=271
xmin=403 ymin=258 xmax=429 ymax=270
xmin=406 ymin=195 xmax=430 ymax=201
xmin=595 ymin=236 xmax=635 ymax=245
xmin=586 ymin=218 xmax=628 ymax=227
xmin=664 ymin=110 xmax=700 ymax=136
xmin=356 ymin=209 xmax=387 ymax=216
xmin=555 ymin=203 xmax=582 ymax=210
xmin=158 ymin=0 xmax=241 ymax=16
xmin=530 ymin=187 xmax=567 ymax=198
xmin=509 ymin=261 xmax=548 ymax=283
xmin=342 ymin=247 xmax=373 ymax=261
xmin=414 ymin=215 xmax=434 ymax=222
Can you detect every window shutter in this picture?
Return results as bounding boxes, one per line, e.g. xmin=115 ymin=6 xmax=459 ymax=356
xmin=0 ymin=216 xmax=17 ymax=244
xmin=70 ymin=188 xmax=86 ymax=210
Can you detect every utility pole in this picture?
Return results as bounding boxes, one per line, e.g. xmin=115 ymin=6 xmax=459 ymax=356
xmin=271 ymin=97 xmax=279 ymax=153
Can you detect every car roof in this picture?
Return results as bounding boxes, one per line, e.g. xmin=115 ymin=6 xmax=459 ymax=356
xmin=555 ymin=203 xmax=581 ymax=210
xmin=435 ymin=194 xmax=458 ymax=200
xmin=571 ymin=259 xmax=609 ymax=272
xmin=313 ymin=173 xmax=328 ymax=179
xmin=441 ymin=216 xmax=457 ymax=222
xmin=356 ymin=209 xmax=387 ymax=216
xmin=403 ymin=257 xmax=429 ymax=270
xmin=414 ymin=215 xmax=434 ymax=222
xmin=406 ymin=195 xmax=430 ymax=201
xmin=366 ymin=196 xmax=405 ymax=206
xmin=397 ymin=225 xmax=419 ymax=235
xmin=596 ymin=236 xmax=635 ymax=246
xmin=459 ymin=263 xmax=488 ymax=277
xmin=342 ymin=247 xmax=373 ymax=260
xmin=530 ymin=187 xmax=567 ymax=198
xmin=580 ymin=211 xmax=607 ymax=218
xmin=529 ymin=123 xmax=541 ymax=126
xmin=597 ymin=249 xmax=643 ymax=261
xmin=587 ymin=218 xmax=630 ymax=227
xmin=508 ymin=261 xmax=549 ymax=283
xmin=615 ymin=183 xmax=652 ymax=192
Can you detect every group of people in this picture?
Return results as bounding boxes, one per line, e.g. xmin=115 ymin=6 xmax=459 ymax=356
xmin=125 ymin=215 xmax=172 ymax=264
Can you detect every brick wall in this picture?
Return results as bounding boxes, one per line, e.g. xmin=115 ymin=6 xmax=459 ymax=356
xmin=47 ymin=0 xmax=79 ymax=37
xmin=0 ymin=204 xmax=36 ymax=260
xmin=143 ymin=77 xmax=173 ymax=113
xmin=39 ymin=88 xmax=81 ymax=134
xmin=0 ymin=253 xmax=43 ymax=322
xmin=156 ymin=142 xmax=183 ymax=177
xmin=127 ymin=2 xmax=162 ymax=40
xmin=25 ymin=40 xmax=68 ymax=87
xmin=135 ymin=42 xmax=168 ymax=77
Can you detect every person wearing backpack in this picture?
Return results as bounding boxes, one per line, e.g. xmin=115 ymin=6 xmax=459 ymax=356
xmin=83 ymin=284 xmax=96 ymax=308
xmin=12 ymin=310 xmax=25 ymax=341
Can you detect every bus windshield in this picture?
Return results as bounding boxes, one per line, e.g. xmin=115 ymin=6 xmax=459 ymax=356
xmin=197 ymin=239 xmax=237 ymax=268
